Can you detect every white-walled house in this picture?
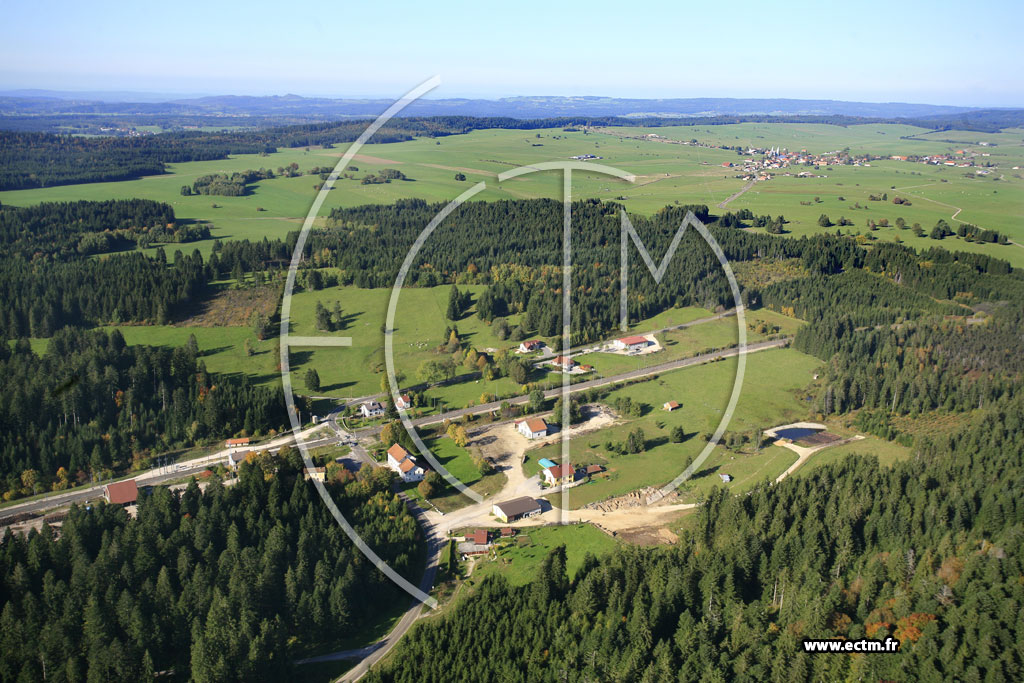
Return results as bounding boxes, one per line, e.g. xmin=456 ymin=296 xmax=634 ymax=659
xmin=395 ymin=394 xmax=412 ymax=410
xmin=360 ymin=401 xmax=384 ymax=418
xmin=386 ymin=443 xmax=425 ymax=482
xmin=613 ymin=335 xmax=651 ymax=352
xmin=516 ymin=418 xmax=549 ymax=439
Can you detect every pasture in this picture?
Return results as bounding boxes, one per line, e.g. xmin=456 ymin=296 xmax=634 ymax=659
xmin=470 ymin=523 xmax=620 ymax=586
xmin=2 ymin=123 xmax=1019 ymax=263
xmin=527 ymin=346 xmax=822 ymax=508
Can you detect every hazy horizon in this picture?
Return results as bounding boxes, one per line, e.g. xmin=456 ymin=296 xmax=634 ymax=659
xmin=0 ymin=87 xmax=1016 ymax=111
xmin=2 ymin=0 xmax=1021 ymax=109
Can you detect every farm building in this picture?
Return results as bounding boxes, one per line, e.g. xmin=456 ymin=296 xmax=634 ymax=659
xmin=492 ymin=497 xmax=542 ymax=523
xmin=719 ymin=473 xmax=732 ymax=483
xmin=360 ymin=401 xmax=385 ymax=418
xmin=386 ymin=444 xmax=425 ymax=482
xmin=457 ymin=542 xmax=491 ymax=557
xmin=225 ymin=437 xmax=250 ymax=448
xmin=518 ymin=340 xmax=543 ymax=353
xmin=613 ymin=335 xmax=650 ymax=352
xmin=585 ymin=464 xmax=604 ymax=475
xmin=663 ymin=401 xmax=680 ymax=411
xmin=543 ymin=463 xmax=575 ymax=486
xmin=104 ymin=479 xmax=138 ymax=506
xmin=516 ymin=418 xmax=549 ymax=439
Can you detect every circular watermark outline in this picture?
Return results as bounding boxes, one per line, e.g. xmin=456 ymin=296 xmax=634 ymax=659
xmin=281 ymin=80 xmax=748 ymax=607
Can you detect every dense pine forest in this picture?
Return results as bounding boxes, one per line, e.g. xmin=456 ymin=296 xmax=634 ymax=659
xmin=0 ymin=463 xmax=421 ymax=682
xmin=367 ymin=394 xmax=1024 ymax=682
xmin=0 ymin=329 xmax=289 ymax=500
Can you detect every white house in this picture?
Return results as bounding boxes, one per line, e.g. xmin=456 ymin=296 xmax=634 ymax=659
xmin=518 ymin=340 xmax=543 ymax=353
xmin=613 ymin=335 xmax=650 ymax=352
xmin=226 ymin=450 xmax=250 ymax=471
xmin=395 ymin=394 xmax=412 ymax=410
xmin=360 ymin=401 xmax=384 ymax=418
xmin=386 ymin=444 xmax=425 ymax=482
xmin=516 ymin=418 xmax=549 ymax=439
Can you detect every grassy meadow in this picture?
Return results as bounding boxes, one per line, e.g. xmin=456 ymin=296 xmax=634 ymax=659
xmin=528 ymin=346 xmax=822 ymax=508
xmin=2 ymin=123 xmax=1019 ymax=262
xmin=470 ymin=523 xmax=620 ymax=587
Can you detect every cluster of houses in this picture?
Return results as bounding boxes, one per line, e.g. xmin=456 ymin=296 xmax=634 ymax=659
xmin=359 ymin=394 xmax=412 ymax=419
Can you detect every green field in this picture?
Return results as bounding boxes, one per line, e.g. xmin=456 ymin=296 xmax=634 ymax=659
xmin=285 ymin=283 xmax=528 ymax=399
xmin=3 ymin=123 xmax=1020 ymax=264
xmin=794 ymin=435 xmax=912 ymax=474
xmin=402 ymin=437 xmax=507 ymax=513
xmin=580 ymin=307 xmax=801 ymax=377
xmin=527 ymin=346 xmax=822 ymax=508
xmin=470 ymin=523 xmax=619 ymax=586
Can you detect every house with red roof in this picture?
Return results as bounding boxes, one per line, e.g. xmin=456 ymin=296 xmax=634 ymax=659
xmin=516 ymin=418 xmax=549 ymax=439
xmin=613 ymin=335 xmax=651 ymax=352
xmin=104 ymin=479 xmax=138 ymax=506
xmin=543 ymin=463 xmax=575 ymax=486
xmin=386 ymin=444 xmax=425 ymax=482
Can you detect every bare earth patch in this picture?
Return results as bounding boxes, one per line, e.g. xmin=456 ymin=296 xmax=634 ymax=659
xmin=176 ymin=284 xmax=281 ymax=327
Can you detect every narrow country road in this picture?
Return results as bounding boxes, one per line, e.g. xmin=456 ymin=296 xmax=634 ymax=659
xmin=718 ymin=179 xmax=756 ymax=208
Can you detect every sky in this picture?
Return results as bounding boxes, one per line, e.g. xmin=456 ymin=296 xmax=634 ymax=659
xmin=1 ymin=0 xmax=1022 ymax=107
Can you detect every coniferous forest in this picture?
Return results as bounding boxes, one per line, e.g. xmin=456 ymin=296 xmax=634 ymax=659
xmin=0 ymin=464 xmax=420 ymax=682
xmin=366 ymin=396 xmax=1024 ymax=682
xmin=0 ymin=329 xmax=288 ymax=497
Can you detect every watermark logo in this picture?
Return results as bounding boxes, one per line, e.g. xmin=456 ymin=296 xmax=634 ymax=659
xmin=280 ymin=77 xmax=747 ymax=607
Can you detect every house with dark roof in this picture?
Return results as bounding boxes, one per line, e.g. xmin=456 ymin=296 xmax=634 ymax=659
xmin=226 ymin=450 xmax=250 ymax=471
xmin=360 ymin=401 xmax=385 ymax=418
xmin=492 ymin=496 xmax=542 ymax=523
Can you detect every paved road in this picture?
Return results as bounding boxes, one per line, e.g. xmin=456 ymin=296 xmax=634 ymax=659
xmin=0 ymin=425 xmax=334 ymax=524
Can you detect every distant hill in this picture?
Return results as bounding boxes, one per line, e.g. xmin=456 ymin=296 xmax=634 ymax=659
xmin=0 ymin=91 xmax=986 ymax=119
